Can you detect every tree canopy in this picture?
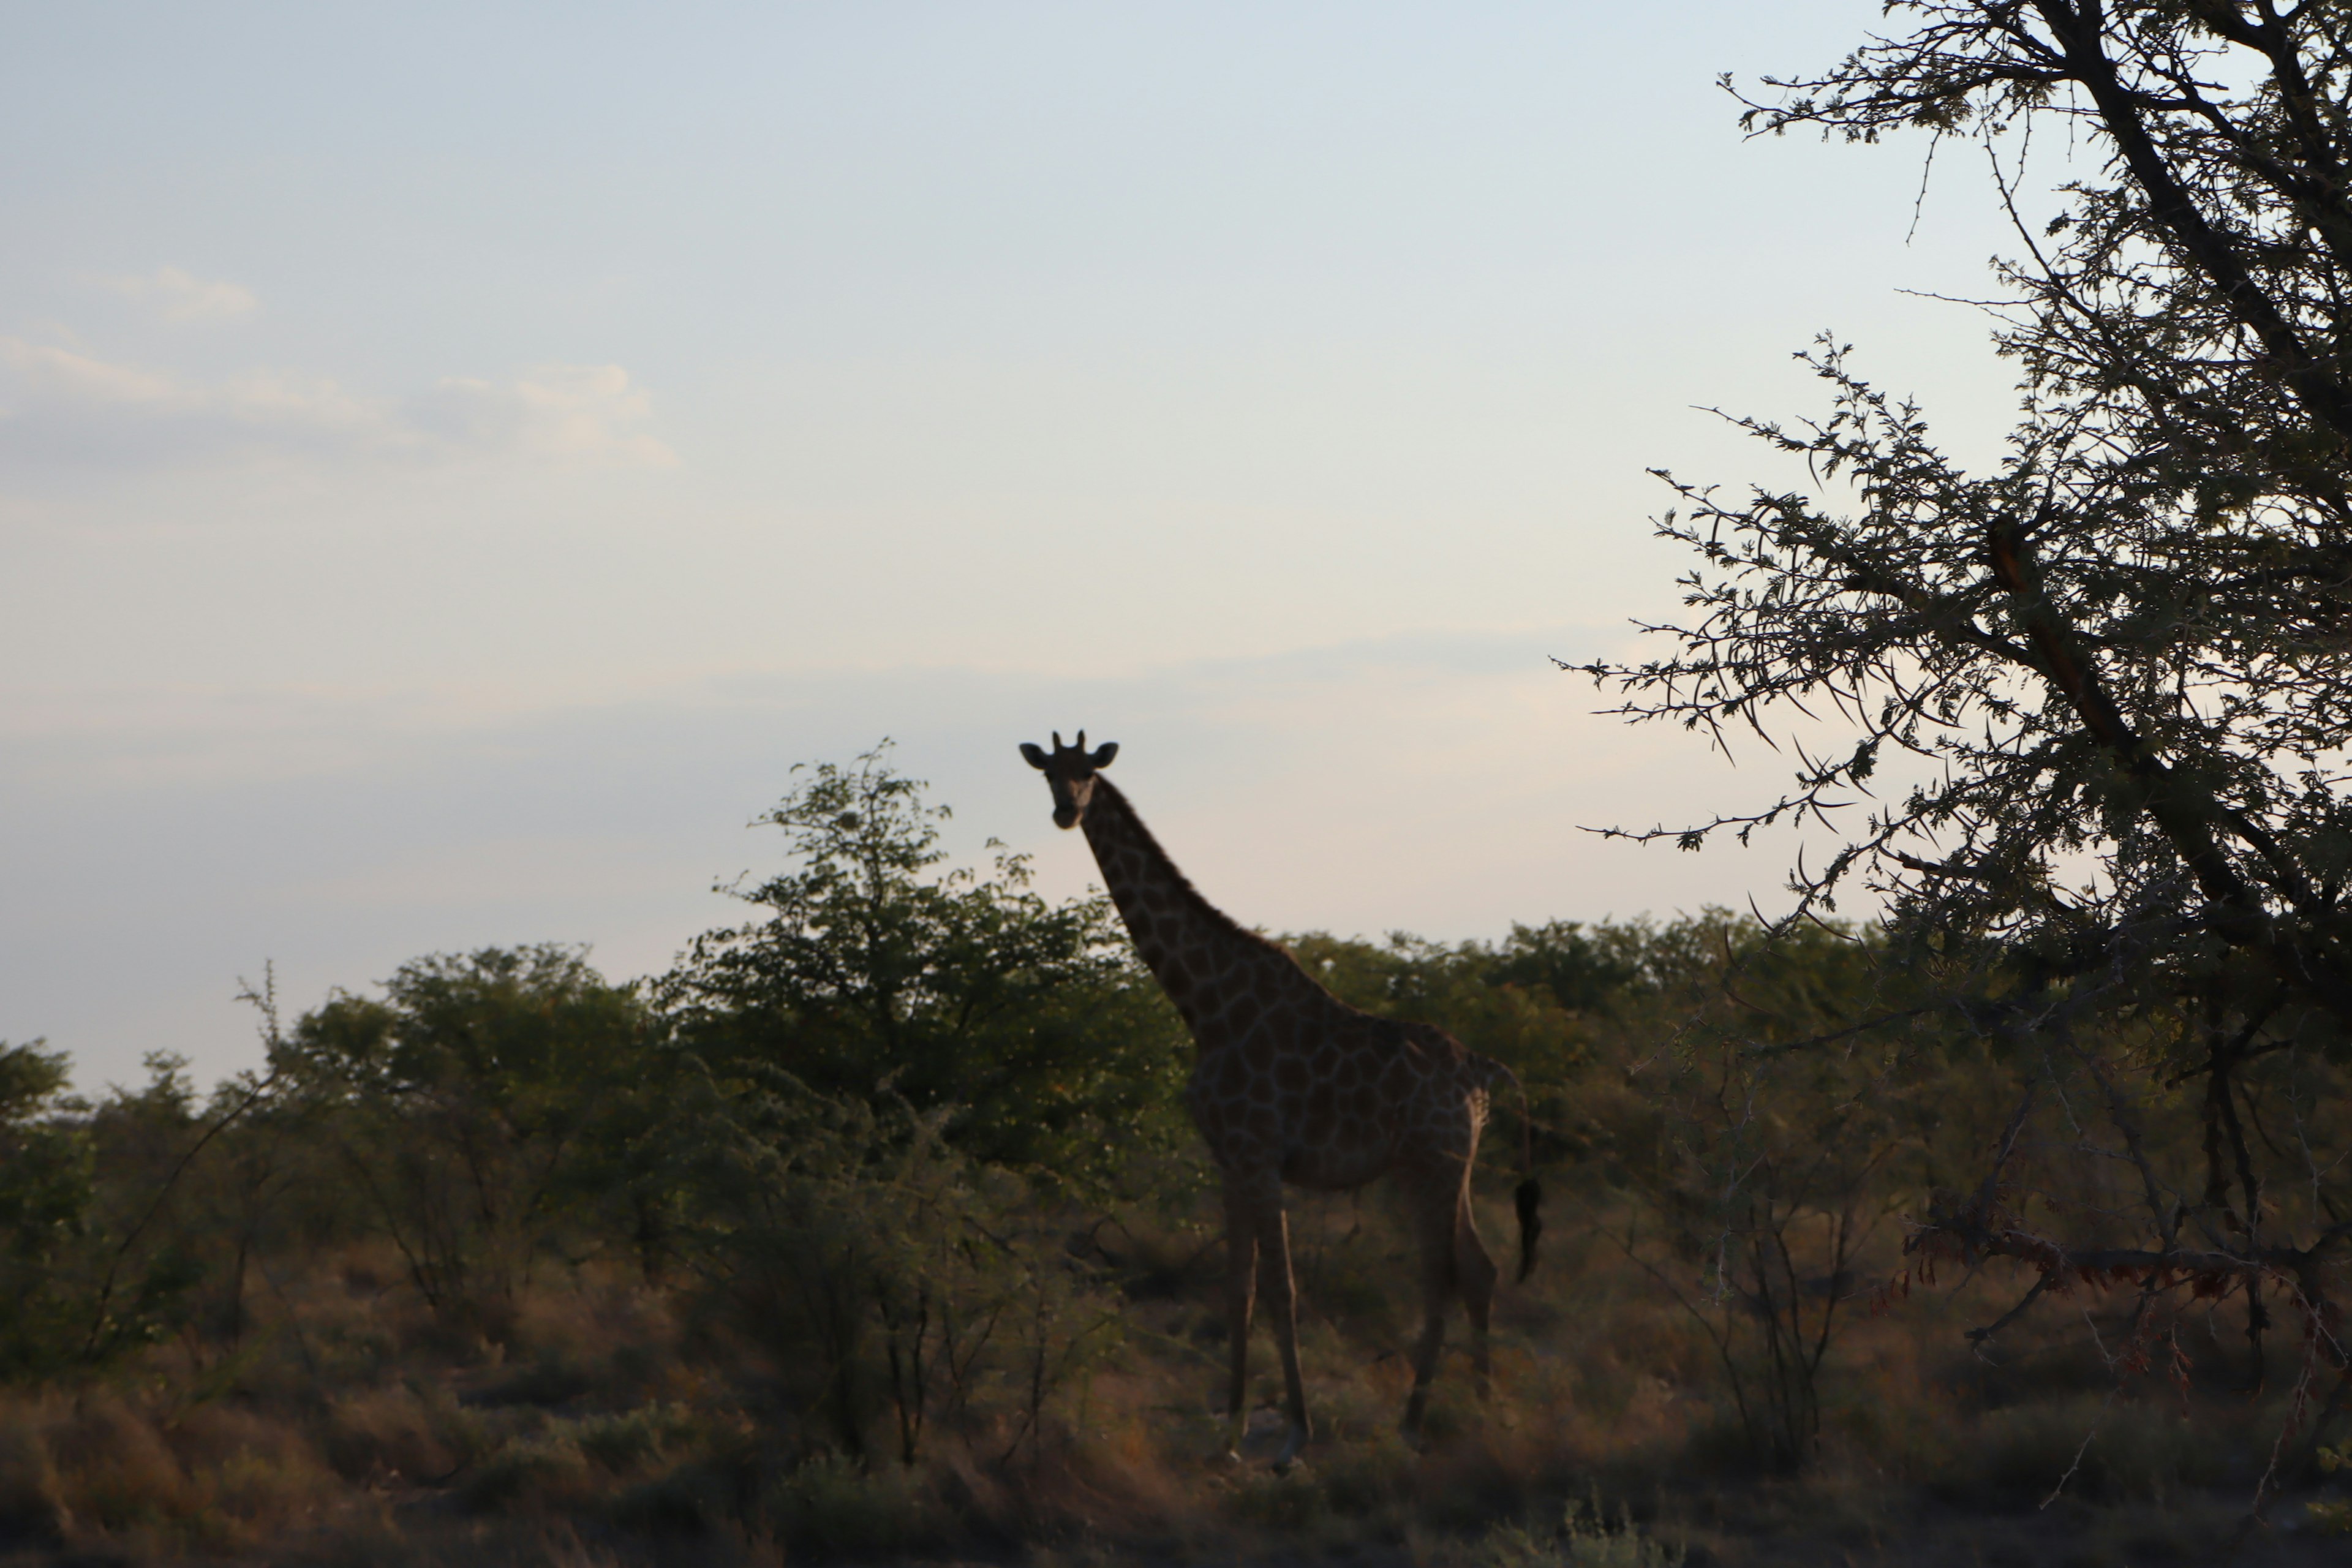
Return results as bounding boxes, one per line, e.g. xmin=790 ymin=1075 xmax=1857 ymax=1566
xmin=658 ymin=744 xmax=1188 ymax=1184
xmin=1593 ymin=2 xmax=2352 ymax=1024
xmin=1583 ymin=2 xmax=2352 ymax=1352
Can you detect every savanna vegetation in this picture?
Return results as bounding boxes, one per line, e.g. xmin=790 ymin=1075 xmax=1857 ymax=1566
xmin=26 ymin=2 xmax=2352 ymax=1562
xmin=1 ymin=744 xmax=2347 ymax=1567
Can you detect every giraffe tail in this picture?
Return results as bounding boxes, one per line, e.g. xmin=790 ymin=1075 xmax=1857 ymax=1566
xmin=1513 ymin=1174 xmax=1544 ymax=1284
xmin=1491 ymin=1060 xmax=1544 ymax=1284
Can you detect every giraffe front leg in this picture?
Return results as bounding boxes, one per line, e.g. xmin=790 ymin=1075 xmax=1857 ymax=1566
xmin=1221 ymin=1177 xmax=1259 ymax=1461
xmin=1257 ymin=1202 xmax=1312 ymax=1469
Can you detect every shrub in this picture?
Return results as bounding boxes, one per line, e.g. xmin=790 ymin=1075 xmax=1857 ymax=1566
xmin=661 ymin=1067 xmax=1123 ymax=1468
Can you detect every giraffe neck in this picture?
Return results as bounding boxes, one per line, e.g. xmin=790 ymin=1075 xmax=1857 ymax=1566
xmin=1078 ymin=777 xmax=1328 ymax=1035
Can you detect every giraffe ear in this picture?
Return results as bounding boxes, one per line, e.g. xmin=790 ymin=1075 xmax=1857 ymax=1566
xmin=1019 ymin=742 xmax=1050 ymax=770
xmin=1089 ymin=742 xmax=1118 ymax=769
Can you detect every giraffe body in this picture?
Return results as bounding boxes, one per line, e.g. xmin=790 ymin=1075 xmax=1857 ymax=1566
xmin=1021 ymin=733 xmax=1539 ymax=1466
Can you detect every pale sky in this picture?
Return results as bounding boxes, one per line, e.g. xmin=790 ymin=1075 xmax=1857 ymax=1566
xmin=3 ymin=4 xmax=2043 ymax=1089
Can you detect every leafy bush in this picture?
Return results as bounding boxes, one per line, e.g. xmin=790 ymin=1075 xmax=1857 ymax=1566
xmin=660 ymin=742 xmax=1188 ymax=1188
xmin=0 ymin=1046 xmax=209 ymax=1381
xmin=660 ymin=1065 xmax=1123 ymax=1466
xmin=766 ymin=1451 xmax=933 ymax=1556
xmin=0 ymin=1042 xmax=95 ymax=1379
xmin=274 ymin=945 xmax=659 ymax=1334
xmin=1584 ymin=916 xmax=1977 ymax=1470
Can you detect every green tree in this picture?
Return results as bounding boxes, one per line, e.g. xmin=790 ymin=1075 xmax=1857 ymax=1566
xmin=278 ymin=944 xmax=657 ymax=1330
xmin=0 ymin=1041 xmax=94 ymax=1377
xmin=0 ymin=1046 xmax=216 ymax=1381
xmin=658 ymin=1068 xmax=1120 ymax=1468
xmin=1583 ymin=2 xmax=2352 ymax=1370
xmin=659 ymin=744 xmax=1186 ymax=1186
xmin=1582 ymin=916 xmax=1975 ymax=1468
xmin=1284 ymin=921 xmax=1634 ymax=1160
xmin=1285 ymin=913 xmax=1982 ymax=1468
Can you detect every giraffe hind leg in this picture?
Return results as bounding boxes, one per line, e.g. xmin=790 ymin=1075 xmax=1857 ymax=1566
xmin=1401 ymin=1173 xmax=1461 ymax=1438
xmin=1455 ymin=1188 xmax=1499 ymax=1401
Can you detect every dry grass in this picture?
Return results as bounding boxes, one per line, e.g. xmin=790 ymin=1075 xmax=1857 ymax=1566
xmin=1 ymin=1190 xmax=2348 ymax=1567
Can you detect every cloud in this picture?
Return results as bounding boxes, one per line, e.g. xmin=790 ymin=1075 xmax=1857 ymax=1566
xmin=0 ymin=339 xmax=677 ymax=471
xmin=410 ymin=364 xmax=678 ymax=467
xmin=99 ymin=266 xmax=258 ymax=322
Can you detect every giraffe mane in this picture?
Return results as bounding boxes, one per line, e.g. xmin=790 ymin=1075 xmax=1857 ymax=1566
xmin=1090 ymin=775 xmax=1325 ymax=977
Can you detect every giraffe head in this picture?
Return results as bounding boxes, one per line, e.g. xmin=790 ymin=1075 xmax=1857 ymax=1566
xmin=1019 ymin=730 xmax=1120 ymax=829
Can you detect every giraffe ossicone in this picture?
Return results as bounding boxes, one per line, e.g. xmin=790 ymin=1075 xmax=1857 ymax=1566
xmin=1021 ymin=731 xmax=1542 ymax=1468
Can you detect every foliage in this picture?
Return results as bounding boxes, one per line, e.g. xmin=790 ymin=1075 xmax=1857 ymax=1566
xmin=1286 ymin=921 xmax=1636 ymax=1163
xmin=274 ymin=944 xmax=657 ymax=1334
xmin=1581 ymin=0 xmax=2352 ymax=1396
xmin=0 ymin=1042 xmax=95 ymax=1378
xmin=0 ymin=897 xmax=2342 ymax=1558
xmin=15 ymin=741 xmax=2352 ymax=1555
xmin=1291 ymin=912 xmax=1993 ymax=1469
xmin=658 ymin=1065 xmax=1121 ymax=1466
xmin=1470 ymin=1488 xmax=1686 ymax=1567
xmin=0 ymin=1046 xmax=219 ymax=1381
xmin=2313 ymin=1442 xmax=2352 ymax=1534
xmin=1591 ymin=918 xmax=1957 ymax=1468
xmin=660 ymin=742 xmax=1188 ymax=1186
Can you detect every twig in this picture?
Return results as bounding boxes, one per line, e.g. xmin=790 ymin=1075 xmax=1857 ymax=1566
xmin=80 ymin=1067 xmax=280 ymax=1361
xmin=1966 ymin=1273 xmax=2054 ymax=1356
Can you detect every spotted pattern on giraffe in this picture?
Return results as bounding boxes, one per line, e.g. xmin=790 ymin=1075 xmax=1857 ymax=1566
xmin=1020 ymin=731 xmax=1543 ymax=1468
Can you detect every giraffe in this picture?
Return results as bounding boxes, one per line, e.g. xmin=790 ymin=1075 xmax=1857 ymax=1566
xmin=1021 ymin=731 xmax=1542 ymax=1468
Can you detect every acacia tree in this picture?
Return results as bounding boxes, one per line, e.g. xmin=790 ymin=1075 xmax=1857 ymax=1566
xmin=659 ymin=743 xmax=1188 ymax=1188
xmin=280 ymin=945 xmax=654 ymax=1330
xmin=1586 ymin=2 xmax=2352 ymax=1404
